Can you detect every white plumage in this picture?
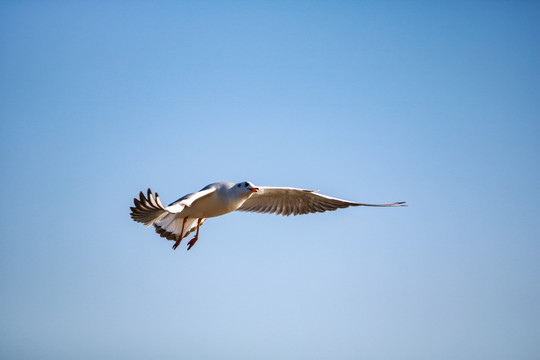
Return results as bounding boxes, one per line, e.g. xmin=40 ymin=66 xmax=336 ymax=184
xmin=130 ymin=181 xmax=406 ymax=251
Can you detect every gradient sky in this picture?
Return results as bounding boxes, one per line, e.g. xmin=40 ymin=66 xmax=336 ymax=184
xmin=1 ymin=1 xmax=539 ymax=359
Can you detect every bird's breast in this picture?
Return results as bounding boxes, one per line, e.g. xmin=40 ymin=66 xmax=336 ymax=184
xmin=181 ymin=193 xmax=243 ymax=218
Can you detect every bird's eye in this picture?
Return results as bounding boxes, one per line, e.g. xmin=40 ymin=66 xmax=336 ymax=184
xmin=244 ymin=183 xmax=247 ymax=187
xmin=237 ymin=184 xmax=240 ymax=187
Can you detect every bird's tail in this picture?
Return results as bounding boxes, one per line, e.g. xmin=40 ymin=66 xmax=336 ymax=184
xmin=153 ymin=216 xmax=206 ymax=241
xmin=130 ymin=189 xmax=169 ymax=226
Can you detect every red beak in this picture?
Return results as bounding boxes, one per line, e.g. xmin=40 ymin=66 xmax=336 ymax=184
xmin=250 ymin=187 xmax=259 ymax=193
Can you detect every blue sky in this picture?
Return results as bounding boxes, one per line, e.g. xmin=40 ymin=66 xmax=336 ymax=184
xmin=1 ymin=1 xmax=539 ymax=359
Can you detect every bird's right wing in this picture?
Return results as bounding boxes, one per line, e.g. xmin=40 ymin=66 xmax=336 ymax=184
xmin=237 ymin=186 xmax=406 ymax=216
xmin=166 ymin=187 xmax=216 ymax=211
xmin=130 ymin=189 xmax=171 ymax=226
xmin=131 ymin=187 xmax=217 ymax=226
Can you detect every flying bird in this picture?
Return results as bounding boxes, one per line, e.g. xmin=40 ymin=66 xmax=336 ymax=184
xmin=130 ymin=181 xmax=406 ymax=251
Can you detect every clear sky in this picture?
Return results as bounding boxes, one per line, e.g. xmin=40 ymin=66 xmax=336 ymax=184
xmin=1 ymin=1 xmax=539 ymax=359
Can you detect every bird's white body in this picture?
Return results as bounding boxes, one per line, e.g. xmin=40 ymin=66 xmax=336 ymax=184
xmin=130 ymin=181 xmax=406 ymax=250
xmin=167 ymin=182 xmax=253 ymax=219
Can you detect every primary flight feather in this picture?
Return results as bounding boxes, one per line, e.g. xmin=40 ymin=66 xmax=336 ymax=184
xmin=130 ymin=181 xmax=406 ymax=251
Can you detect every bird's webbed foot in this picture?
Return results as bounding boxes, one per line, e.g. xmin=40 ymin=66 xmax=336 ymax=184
xmin=172 ymin=237 xmax=182 ymax=250
xmin=187 ymin=236 xmax=199 ymax=251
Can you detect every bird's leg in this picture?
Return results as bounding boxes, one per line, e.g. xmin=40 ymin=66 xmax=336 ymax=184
xmin=172 ymin=218 xmax=188 ymax=250
xmin=187 ymin=218 xmax=202 ymax=251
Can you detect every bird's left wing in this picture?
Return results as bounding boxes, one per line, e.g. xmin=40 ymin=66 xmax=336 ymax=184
xmin=237 ymin=186 xmax=406 ymax=216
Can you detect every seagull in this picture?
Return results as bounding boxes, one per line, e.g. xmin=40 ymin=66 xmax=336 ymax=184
xmin=130 ymin=181 xmax=406 ymax=251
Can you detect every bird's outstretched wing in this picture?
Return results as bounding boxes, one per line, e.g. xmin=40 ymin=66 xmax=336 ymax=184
xmin=131 ymin=187 xmax=217 ymax=227
xmin=237 ymin=186 xmax=407 ymax=216
xmin=130 ymin=189 xmax=170 ymax=226
xmin=166 ymin=187 xmax=216 ymax=211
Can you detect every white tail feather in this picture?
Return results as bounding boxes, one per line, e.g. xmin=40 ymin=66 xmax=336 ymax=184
xmin=154 ymin=215 xmax=206 ymax=241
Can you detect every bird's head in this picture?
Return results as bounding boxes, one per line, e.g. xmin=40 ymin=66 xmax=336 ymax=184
xmin=234 ymin=181 xmax=259 ymax=195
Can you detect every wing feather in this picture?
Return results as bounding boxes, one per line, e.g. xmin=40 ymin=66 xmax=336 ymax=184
xmin=130 ymin=188 xmax=177 ymax=226
xmin=168 ymin=187 xmax=216 ymax=208
xmin=237 ymin=186 xmax=407 ymax=216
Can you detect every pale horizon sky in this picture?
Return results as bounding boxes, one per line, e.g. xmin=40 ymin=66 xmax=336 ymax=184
xmin=1 ymin=2 xmax=539 ymax=359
